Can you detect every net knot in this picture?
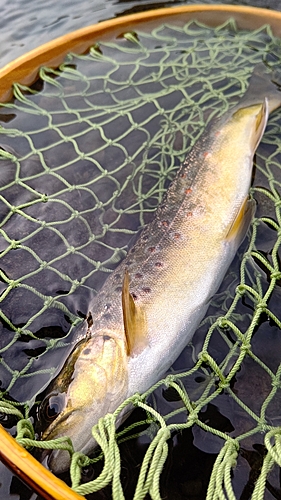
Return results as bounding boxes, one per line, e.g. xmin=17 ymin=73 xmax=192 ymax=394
xmin=8 ymin=279 xmax=18 ymax=289
xmin=236 ymin=284 xmax=246 ymax=296
xmin=165 ymin=374 xmax=176 ymax=387
xmin=44 ymin=297 xmax=53 ymax=307
xmin=240 ymin=342 xmax=251 ymax=353
xmin=17 ymin=418 xmax=35 ymax=440
xmin=256 ymin=301 xmax=267 ymax=311
xmin=10 ymin=239 xmax=19 ymax=249
xmin=218 ymin=379 xmax=230 ymax=390
xmin=123 ymin=31 xmax=140 ymax=44
xmin=90 ymin=43 xmax=103 ymax=58
xmin=132 ymin=392 xmax=146 ymax=406
xmin=218 ymin=317 xmax=228 ymax=328
xmin=271 ymin=378 xmax=280 ymax=388
xmin=103 ymin=412 xmax=115 ymax=429
xmin=270 ymin=270 xmax=281 ymax=280
xmin=188 ymin=411 xmax=199 ymax=425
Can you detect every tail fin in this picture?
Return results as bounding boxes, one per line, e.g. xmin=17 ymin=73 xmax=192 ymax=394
xmin=241 ymin=63 xmax=281 ymax=113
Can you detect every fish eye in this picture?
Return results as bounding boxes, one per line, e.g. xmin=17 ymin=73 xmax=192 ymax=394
xmin=40 ymin=392 xmax=66 ymax=423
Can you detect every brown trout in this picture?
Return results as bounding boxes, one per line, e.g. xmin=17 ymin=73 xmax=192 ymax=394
xmin=38 ymin=64 xmax=281 ymax=473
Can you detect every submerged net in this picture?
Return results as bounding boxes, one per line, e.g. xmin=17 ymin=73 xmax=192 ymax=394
xmin=0 ymin=17 xmax=281 ymax=499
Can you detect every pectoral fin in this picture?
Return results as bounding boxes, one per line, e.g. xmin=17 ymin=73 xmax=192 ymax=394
xmin=122 ymin=270 xmax=147 ymax=357
xmin=226 ymin=197 xmax=256 ymax=247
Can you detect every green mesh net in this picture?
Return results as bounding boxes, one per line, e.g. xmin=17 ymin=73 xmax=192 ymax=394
xmin=0 ymin=17 xmax=281 ymax=499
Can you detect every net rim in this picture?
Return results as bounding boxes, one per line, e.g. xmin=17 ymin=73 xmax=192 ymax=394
xmin=0 ymin=425 xmax=84 ymax=500
xmin=0 ymin=4 xmax=281 ymax=102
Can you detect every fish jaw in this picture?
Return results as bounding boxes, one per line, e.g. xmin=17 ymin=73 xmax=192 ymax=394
xmin=41 ymin=331 xmax=128 ymax=473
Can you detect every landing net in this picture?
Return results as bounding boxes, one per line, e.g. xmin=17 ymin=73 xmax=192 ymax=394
xmin=0 ymin=19 xmax=281 ymax=499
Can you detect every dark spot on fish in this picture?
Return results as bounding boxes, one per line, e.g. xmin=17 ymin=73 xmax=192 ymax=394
xmin=130 ymin=248 xmax=135 ymax=254
xmin=114 ymin=273 xmax=121 ymax=280
xmin=135 ymin=273 xmax=142 ymax=279
xmin=161 ymin=220 xmax=169 ymax=227
xmin=87 ymin=313 xmax=93 ymax=328
xmin=155 ymin=262 xmax=163 ymax=268
xmin=148 ymin=246 xmax=156 ymax=253
xmin=174 ymin=233 xmax=181 ymax=240
xmin=186 ymin=212 xmax=193 ymax=217
xmin=103 ymin=335 xmax=111 ymax=341
xmin=84 ymin=348 xmax=91 ymax=355
xmin=104 ymin=303 xmax=111 ymax=310
xmin=115 ymin=286 xmax=122 ymax=293
xmin=185 ymin=188 xmax=192 ymax=194
xmin=131 ymin=292 xmax=138 ymax=300
xmin=142 ymin=235 xmax=148 ymax=241
xmin=142 ymin=287 xmax=151 ymax=293
xmin=126 ymin=260 xmax=133 ymax=265
xmin=180 ymin=172 xmax=186 ymax=178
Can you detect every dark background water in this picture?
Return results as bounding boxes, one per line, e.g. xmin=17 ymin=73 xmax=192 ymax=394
xmin=0 ymin=0 xmax=280 ymax=68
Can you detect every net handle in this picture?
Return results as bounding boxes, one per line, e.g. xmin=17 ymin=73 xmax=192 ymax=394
xmin=0 ymin=5 xmax=281 ymax=102
xmin=0 ymin=425 xmax=84 ymax=500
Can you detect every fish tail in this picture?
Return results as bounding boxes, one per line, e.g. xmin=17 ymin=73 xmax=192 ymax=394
xmin=242 ymin=63 xmax=281 ymax=113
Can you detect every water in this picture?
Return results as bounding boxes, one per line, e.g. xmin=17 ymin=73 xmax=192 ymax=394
xmin=0 ymin=1 xmax=281 ymax=499
xmin=0 ymin=0 xmax=280 ymax=68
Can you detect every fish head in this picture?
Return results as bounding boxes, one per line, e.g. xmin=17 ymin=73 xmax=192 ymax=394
xmin=38 ymin=331 xmax=128 ymax=473
xmin=231 ymin=98 xmax=269 ymax=153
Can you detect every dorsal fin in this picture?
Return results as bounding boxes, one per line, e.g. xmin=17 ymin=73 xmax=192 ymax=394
xmin=122 ymin=270 xmax=147 ymax=356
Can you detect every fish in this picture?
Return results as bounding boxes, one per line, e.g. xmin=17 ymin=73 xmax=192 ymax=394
xmin=37 ymin=64 xmax=281 ymax=473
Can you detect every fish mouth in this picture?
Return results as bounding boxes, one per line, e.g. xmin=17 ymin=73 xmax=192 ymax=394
xmin=42 ymin=407 xmax=75 ymax=441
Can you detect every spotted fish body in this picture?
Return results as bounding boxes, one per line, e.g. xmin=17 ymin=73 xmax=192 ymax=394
xmin=40 ymin=65 xmax=281 ymax=473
